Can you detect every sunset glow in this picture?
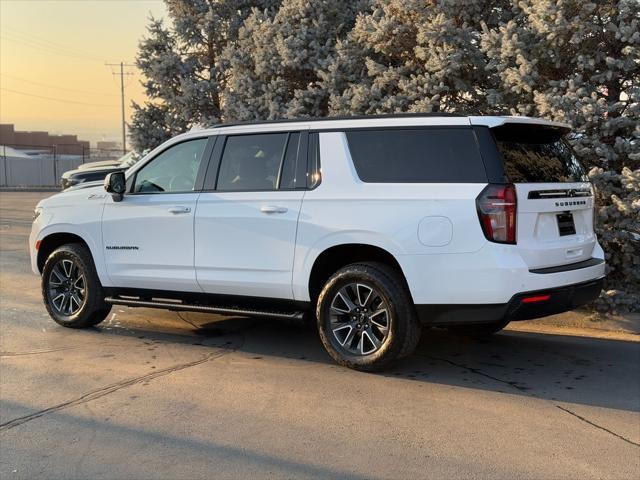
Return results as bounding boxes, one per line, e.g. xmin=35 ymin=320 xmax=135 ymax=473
xmin=0 ymin=0 xmax=166 ymax=145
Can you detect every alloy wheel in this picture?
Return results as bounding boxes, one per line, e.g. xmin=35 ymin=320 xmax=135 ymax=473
xmin=48 ymin=258 xmax=86 ymax=316
xmin=329 ymin=282 xmax=391 ymax=355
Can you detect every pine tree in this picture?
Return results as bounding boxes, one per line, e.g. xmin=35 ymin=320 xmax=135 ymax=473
xmin=480 ymin=0 xmax=639 ymax=172
xmin=130 ymin=0 xmax=278 ymax=151
xmin=324 ymin=0 xmax=505 ymax=115
xmin=222 ymin=0 xmax=367 ymax=122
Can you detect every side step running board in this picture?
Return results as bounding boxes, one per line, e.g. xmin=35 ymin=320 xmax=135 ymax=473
xmin=104 ymin=296 xmax=305 ymax=320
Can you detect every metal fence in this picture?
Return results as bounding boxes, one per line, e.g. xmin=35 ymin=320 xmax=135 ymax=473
xmin=0 ymin=144 xmax=123 ymax=187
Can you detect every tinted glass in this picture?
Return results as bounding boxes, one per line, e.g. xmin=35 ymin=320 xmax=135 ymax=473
xmin=217 ymin=133 xmax=288 ymax=191
xmin=279 ymin=132 xmax=300 ymax=189
xmin=345 ymin=128 xmax=486 ymax=183
xmin=133 ymin=138 xmax=207 ymax=193
xmin=494 ymin=126 xmax=588 ymax=183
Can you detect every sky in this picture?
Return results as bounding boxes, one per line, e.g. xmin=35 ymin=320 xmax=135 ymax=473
xmin=0 ymin=0 xmax=167 ymax=146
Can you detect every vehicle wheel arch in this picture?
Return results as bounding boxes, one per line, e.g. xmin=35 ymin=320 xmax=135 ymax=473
xmin=307 ymin=243 xmax=411 ymax=307
xmin=37 ymin=231 xmax=92 ymax=273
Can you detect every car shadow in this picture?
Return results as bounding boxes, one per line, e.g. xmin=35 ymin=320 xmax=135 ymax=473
xmin=89 ymin=309 xmax=640 ymax=413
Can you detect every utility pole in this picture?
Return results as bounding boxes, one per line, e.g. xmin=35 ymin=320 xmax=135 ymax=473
xmin=105 ymin=62 xmax=134 ymax=155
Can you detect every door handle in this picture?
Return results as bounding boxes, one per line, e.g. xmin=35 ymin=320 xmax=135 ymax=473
xmin=168 ymin=206 xmax=191 ymax=214
xmin=260 ymin=205 xmax=288 ymax=214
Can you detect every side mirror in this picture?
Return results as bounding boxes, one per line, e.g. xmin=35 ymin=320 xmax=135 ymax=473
xmin=104 ymin=171 xmax=126 ymax=202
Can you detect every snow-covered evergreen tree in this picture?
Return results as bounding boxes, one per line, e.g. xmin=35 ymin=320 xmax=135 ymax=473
xmin=480 ymin=0 xmax=639 ymax=172
xmin=324 ymin=0 xmax=506 ymax=115
xmin=130 ymin=0 xmax=278 ymax=151
xmin=222 ymin=0 xmax=367 ymax=121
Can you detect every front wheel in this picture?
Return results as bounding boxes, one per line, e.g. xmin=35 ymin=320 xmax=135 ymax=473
xmin=316 ymin=262 xmax=420 ymax=371
xmin=42 ymin=243 xmax=111 ymax=328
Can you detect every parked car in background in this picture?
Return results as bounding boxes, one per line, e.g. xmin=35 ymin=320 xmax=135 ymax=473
xmin=60 ymin=151 xmax=140 ymax=190
xmin=75 ymin=158 xmax=123 ymax=170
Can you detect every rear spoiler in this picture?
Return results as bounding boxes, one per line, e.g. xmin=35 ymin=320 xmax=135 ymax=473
xmin=469 ymin=116 xmax=571 ymax=134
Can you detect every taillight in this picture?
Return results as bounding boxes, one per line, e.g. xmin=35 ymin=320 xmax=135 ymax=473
xmin=476 ymin=184 xmax=517 ymax=244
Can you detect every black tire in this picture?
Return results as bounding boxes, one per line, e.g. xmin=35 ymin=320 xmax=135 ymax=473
xmin=316 ymin=262 xmax=420 ymax=371
xmin=42 ymin=243 xmax=111 ymax=328
xmin=449 ymin=319 xmax=510 ymax=337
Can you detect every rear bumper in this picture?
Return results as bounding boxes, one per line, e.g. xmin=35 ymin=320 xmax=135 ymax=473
xmin=416 ymin=277 xmax=604 ymax=325
xmin=397 ymin=241 xmax=606 ymax=305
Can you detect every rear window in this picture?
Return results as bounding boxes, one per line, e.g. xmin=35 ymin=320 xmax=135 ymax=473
xmin=493 ymin=125 xmax=588 ymax=183
xmin=345 ymin=128 xmax=486 ymax=183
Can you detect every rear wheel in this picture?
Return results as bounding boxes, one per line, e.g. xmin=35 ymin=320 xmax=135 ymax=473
xmin=42 ymin=243 xmax=111 ymax=328
xmin=316 ymin=262 xmax=420 ymax=371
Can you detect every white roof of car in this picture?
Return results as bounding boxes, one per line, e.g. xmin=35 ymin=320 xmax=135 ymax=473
xmin=183 ymin=114 xmax=571 ymax=138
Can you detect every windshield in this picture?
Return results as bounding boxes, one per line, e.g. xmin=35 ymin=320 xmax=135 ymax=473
xmin=493 ymin=125 xmax=588 ymax=183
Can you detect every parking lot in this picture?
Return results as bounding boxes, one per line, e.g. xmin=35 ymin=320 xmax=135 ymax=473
xmin=1 ymin=191 xmax=639 ymax=479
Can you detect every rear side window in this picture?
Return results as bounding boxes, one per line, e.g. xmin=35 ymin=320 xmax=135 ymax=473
xmin=345 ymin=128 xmax=486 ymax=183
xmin=493 ymin=125 xmax=588 ymax=183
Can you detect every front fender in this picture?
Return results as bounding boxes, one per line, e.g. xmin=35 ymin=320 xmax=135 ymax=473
xmin=33 ymin=223 xmax=109 ymax=286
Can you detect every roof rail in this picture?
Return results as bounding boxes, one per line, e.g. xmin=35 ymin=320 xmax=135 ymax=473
xmin=207 ymin=112 xmax=465 ymax=129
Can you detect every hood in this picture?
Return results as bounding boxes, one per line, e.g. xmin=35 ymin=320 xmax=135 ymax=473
xmin=66 ymin=180 xmax=105 ymax=191
xmin=37 ymin=183 xmax=106 ymax=210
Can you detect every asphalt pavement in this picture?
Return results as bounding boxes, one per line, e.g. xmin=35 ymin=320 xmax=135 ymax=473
xmin=1 ymin=191 xmax=639 ymax=479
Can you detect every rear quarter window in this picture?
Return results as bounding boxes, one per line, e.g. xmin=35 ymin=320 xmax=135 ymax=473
xmin=345 ymin=128 xmax=486 ymax=183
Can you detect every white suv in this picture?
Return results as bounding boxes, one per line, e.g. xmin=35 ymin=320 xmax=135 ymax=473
xmin=30 ymin=114 xmax=605 ymax=370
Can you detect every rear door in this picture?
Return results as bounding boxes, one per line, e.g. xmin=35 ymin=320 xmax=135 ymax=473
xmin=194 ymin=130 xmax=308 ymax=299
xmin=490 ymin=124 xmax=596 ymax=269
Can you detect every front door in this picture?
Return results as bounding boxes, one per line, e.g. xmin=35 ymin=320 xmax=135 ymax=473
xmin=102 ymin=137 xmax=211 ymax=292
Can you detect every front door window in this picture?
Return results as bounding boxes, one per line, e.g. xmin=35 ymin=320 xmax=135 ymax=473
xmin=133 ymin=138 xmax=208 ymax=193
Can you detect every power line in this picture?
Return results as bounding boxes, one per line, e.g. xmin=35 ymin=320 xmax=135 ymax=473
xmin=1 ymin=25 xmax=105 ymax=61
xmin=0 ymin=73 xmax=119 ymax=97
xmin=2 ymin=24 xmax=98 ymax=53
xmin=2 ymin=32 xmax=101 ymax=62
xmin=0 ymin=34 xmax=104 ymax=63
xmin=0 ymin=87 xmax=119 ymax=107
